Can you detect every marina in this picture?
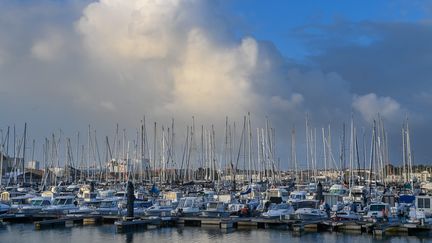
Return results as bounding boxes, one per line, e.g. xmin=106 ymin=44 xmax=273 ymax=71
xmin=0 ymin=175 xmax=431 ymax=240
xmin=0 ymin=116 xmax=432 ymax=241
xmin=2 ymin=0 xmax=432 ymax=242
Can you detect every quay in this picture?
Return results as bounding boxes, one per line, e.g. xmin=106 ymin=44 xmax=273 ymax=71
xmin=34 ymin=215 xmax=103 ymax=230
xmin=0 ymin=213 xmax=430 ymax=237
xmin=114 ymin=217 xmax=161 ymax=233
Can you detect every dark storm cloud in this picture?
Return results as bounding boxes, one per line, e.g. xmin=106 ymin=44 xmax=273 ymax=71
xmin=291 ymin=20 xmax=432 ymax=163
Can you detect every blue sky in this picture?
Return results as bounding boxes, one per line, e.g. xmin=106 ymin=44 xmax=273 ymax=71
xmin=227 ymin=0 xmax=429 ymax=60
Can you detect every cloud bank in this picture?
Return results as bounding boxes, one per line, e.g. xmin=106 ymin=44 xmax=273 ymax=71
xmin=0 ymin=0 xmax=431 ymax=166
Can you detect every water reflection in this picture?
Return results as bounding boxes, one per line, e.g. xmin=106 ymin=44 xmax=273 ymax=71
xmin=0 ymin=224 xmax=430 ymax=243
xmin=125 ymin=233 xmax=133 ymax=243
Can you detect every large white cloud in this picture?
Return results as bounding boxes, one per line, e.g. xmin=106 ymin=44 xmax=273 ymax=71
xmin=31 ymin=31 xmax=66 ymax=61
xmin=1 ymin=0 xmax=430 ymax=165
xmin=74 ymin=0 xmax=287 ymax=122
xmin=352 ymin=93 xmax=402 ymax=122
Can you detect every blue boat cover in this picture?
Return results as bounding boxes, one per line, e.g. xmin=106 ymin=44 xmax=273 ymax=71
xmin=399 ymin=195 xmax=415 ymax=204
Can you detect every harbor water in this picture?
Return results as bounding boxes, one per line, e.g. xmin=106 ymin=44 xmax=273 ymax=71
xmin=0 ymin=224 xmax=430 ymax=243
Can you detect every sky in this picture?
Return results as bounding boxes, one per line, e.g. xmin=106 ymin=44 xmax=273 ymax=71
xmin=1 ymin=0 xmax=432 ymax=169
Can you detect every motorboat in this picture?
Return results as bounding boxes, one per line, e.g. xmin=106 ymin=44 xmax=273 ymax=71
xmin=0 ymin=202 xmax=10 ymax=214
xmin=120 ymin=200 xmax=153 ymax=216
xmin=228 ymin=203 xmax=246 ymax=216
xmin=414 ymin=195 xmax=431 ymax=216
xmin=42 ymin=195 xmax=78 ymax=214
xmin=343 ymin=186 xmax=368 ymax=207
xmin=287 ymin=191 xmax=307 ymax=203
xmin=9 ymin=194 xmax=35 ymax=213
xmin=262 ymin=202 xmax=294 ymax=218
xmin=69 ymin=200 xmax=101 ymax=215
xmin=363 ymin=202 xmax=392 ymax=222
xmin=173 ymin=197 xmax=202 ymax=216
xmin=18 ymin=197 xmax=52 ymax=214
xmin=265 ymin=187 xmax=290 ymax=203
xmin=291 ymin=199 xmax=319 ymax=211
xmin=145 ymin=199 xmax=174 ymax=217
xmin=96 ymin=198 xmax=121 ymax=215
xmin=201 ymin=201 xmax=229 ymax=218
xmin=332 ymin=210 xmax=361 ymax=221
xmin=408 ymin=195 xmax=432 ymax=225
xmin=295 ymin=207 xmax=327 ymax=220
xmin=97 ymin=189 xmax=116 ymax=199
xmin=329 ymin=184 xmax=348 ymax=196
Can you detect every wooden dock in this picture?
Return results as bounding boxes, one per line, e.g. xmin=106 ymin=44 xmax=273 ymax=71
xmin=34 ymin=215 xmax=102 ymax=230
xmin=115 ymin=218 xmax=162 ymax=233
xmin=1 ymin=214 xmax=58 ymax=223
xmin=0 ymin=212 xmax=428 ymax=237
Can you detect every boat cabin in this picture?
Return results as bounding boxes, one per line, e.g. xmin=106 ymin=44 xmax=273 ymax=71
xmin=266 ymin=188 xmax=289 ymax=203
xmin=288 ymin=191 xmax=307 ymax=203
xmin=329 ymin=184 xmax=348 ymax=195
xmin=366 ymin=202 xmax=390 ymax=219
xmin=52 ymin=196 xmax=75 ymax=206
xmin=206 ymin=201 xmax=227 ymax=211
xmin=416 ymin=195 xmax=432 ymax=215
xmin=30 ymin=197 xmax=52 ymax=207
xmin=10 ymin=194 xmax=34 ymax=206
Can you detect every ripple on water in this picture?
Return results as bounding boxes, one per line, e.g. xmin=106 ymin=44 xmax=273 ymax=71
xmin=0 ymin=224 xmax=431 ymax=243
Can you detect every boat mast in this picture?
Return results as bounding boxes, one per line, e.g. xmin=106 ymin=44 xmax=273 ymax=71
xmin=22 ymin=123 xmax=27 ymax=184
xmin=247 ymin=112 xmax=252 ymax=183
xmin=153 ymin=122 xmax=157 ymax=183
xmin=0 ymin=138 xmax=3 ymax=187
xmin=291 ymin=126 xmax=297 ymax=182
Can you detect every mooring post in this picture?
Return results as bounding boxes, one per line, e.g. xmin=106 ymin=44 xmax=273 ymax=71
xmin=90 ymin=181 xmax=95 ymax=193
xmin=126 ymin=181 xmax=135 ymax=220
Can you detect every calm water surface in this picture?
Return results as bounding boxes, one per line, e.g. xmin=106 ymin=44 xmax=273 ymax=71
xmin=0 ymin=223 xmax=431 ymax=243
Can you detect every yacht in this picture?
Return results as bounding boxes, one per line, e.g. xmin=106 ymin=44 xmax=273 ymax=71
xmin=19 ymin=197 xmax=52 ymax=214
xmin=96 ymin=198 xmax=121 ymax=215
xmin=228 ymin=203 xmax=247 ymax=216
xmin=343 ymin=185 xmax=368 ymax=207
xmin=9 ymin=194 xmax=35 ymax=213
xmin=287 ymin=191 xmax=307 ymax=203
xmin=363 ymin=202 xmax=393 ymax=222
xmin=332 ymin=209 xmax=361 ymax=221
xmin=201 ymin=201 xmax=229 ymax=218
xmin=69 ymin=200 xmax=101 ymax=215
xmin=173 ymin=197 xmax=202 ymax=216
xmin=145 ymin=199 xmax=174 ymax=217
xmin=262 ymin=202 xmax=294 ymax=218
xmin=265 ymin=187 xmax=290 ymax=203
xmin=0 ymin=202 xmax=10 ymax=214
xmin=295 ymin=207 xmax=327 ymax=220
xmin=408 ymin=195 xmax=432 ymax=225
xmin=329 ymin=184 xmax=348 ymax=195
xmin=42 ymin=196 xmax=78 ymax=214
xmin=120 ymin=200 xmax=153 ymax=217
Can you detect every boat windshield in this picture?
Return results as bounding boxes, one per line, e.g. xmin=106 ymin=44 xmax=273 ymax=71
xmin=53 ymin=198 xmax=73 ymax=205
xmin=11 ymin=199 xmax=26 ymax=205
xmin=290 ymin=194 xmax=305 ymax=200
xmin=184 ymin=199 xmax=193 ymax=207
xmin=31 ymin=200 xmax=45 ymax=206
xmin=330 ymin=189 xmax=346 ymax=195
xmin=207 ymin=203 xmax=219 ymax=210
xmin=100 ymin=201 xmax=116 ymax=208
xmin=158 ymin=200 xmax=171 ymax=206
xmin=268 ymin=191 xmax=280 ymax=198
xmin=270 ymin=204 xmax=289 ymax=210
xmin=178 ymin=199 xmax=186 ymax=208
xmin=369 ymin=204 xmax=385 ymax=212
